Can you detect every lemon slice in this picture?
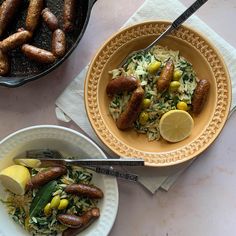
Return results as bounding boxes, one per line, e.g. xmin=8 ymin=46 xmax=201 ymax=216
xmin=14 ymin=158 xmax=41 ymax=168
xmin=159 ymin=110 xmax=194 ymax=143
xmin=0 ymin=165 xmax=31 ymax=195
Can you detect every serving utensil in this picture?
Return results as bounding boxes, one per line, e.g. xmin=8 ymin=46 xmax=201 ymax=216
xmin=14 ymin=149 xmax=144 ymax=182
xmin=120 ymin=0 xmax=208 ymax=67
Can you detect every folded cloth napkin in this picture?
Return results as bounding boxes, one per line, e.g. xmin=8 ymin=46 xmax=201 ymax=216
xmin=56 ymin=0 xmax=236 ymax=194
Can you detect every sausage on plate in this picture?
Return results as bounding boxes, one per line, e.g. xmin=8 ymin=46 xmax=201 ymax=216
xmin=22 ymin=44 xmax=56 ymax=64
xmin=106 ymin=76 xmax=139 ymax=97
xmin=0 ymin=30 xmax=32 ymax=52
xmin=63 ymin=0 xmax=76 ymax=32
xmin=41 ymin=8 xmax=59 ymax=31
xmin=0 ymin=49 xmax=10 ymax=75
xmin=116 ymin=86 xmax=144 ymax=130
xmin=157 ymin=60 xmax=174 ymax=92
xmin=51 ymin=29 xmax=66 ymax=58
xmin=25 ymin=0 xmax=44 ymax=32
xmin=0 ymin=0 xmax=22 ymax=37
xmin=65 ymin=183 xmax=104 ymax=199
xmin=192 ymin=79 xmax=210 ymax=115
xmin=26 ymin=166 xmax=67 ymax=190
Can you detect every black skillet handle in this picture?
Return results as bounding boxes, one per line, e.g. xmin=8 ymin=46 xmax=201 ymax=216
xmin=89 ymin=0 xmax=97 ymax=8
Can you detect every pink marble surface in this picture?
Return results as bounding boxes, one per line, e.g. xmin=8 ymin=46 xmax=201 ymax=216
xmin=0 ymin=0 xmax=236 ymax=235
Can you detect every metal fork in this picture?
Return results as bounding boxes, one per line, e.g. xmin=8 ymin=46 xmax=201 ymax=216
xmin=119 ymin=0 xmax=208 ymax=67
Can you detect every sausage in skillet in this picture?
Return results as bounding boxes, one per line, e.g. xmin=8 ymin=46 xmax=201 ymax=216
xmin=0 ymin=49 xmax=10 ymax=75
xmin=65 ymin=183 xmax=104 ymax=199
xmin=22 ymin=44 xmax=56 ymax=64
xmin=116 ymin=86 xmax=144 ymax=130
xmin=63 ymin=0 xmax=76 ymax=32
xmin=58 ymin=208 xmax=100 ymax=236
xmin=157 ymin=60 xmax=174 ymax=92
xmin=25 ymin=0 xmax=44 ymax=32
xmin=192 ymin=79 xmax=210 ymax=115
xmin=41 ymin=8 xmax=59 ymax=31
xmin=106 ymin=76 xmax=139 ymax=97
xmin=0 ymin=0 xmax=22 ymax=37
xmin=26 ymin=166 xmax=67 ymax=190
xmin=52 ymin=29 xmax=66 ymax=58
xmin=0 ymin=30 xmax=32 ymax=52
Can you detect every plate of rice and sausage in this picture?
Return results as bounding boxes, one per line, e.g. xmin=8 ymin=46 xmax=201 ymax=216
xmin=84 ymin=21 xmax=232 ymax=167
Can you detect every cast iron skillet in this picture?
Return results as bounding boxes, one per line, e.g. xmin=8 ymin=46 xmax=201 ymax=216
xmin=0 ymin=0 xmax=96 ymax=87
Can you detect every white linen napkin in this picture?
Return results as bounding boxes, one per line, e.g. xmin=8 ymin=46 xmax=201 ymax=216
xmin=55 ymin=0 xmax=236 ymax=194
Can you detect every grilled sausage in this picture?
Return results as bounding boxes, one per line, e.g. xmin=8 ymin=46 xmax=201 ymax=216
xmin=63 ymin=0 xmax=76 ymax=32
xmin=51 ymin=29 xmax=66 ymax=58
xmin=26 ymin=166 xmax=67 ymax=190
xmin=0 ymin=30 xmax=32 ymax=52
xmin=116 ymin=86 xmax=144 ymax=130
xmin=22 ymin=44 xmax=56 ymax=64
xmin=0 ymin=0 xmax=22 ymax=37
xmin=157 ymin=60 xmax=174 ymax=92
xmin=192 ymin=79 xmax=210 ymax=115
xmin=106 ymin=76 xmax=139 ymax=97
xmin=65 ymin=183 xmax=104 ymax=199
xmin=58 ymin=208 xmax=100 ymax=234
xmin=0 ymin=49 xmax=10 ymax=75
xmin=25 ymin=0 xmax=44 ymax=32
xmin=41 ymin=8 xmax=59 ymax=31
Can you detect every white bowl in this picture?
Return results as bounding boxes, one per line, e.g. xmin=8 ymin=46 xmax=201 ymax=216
xmin=0 ymin=125 xmax=119 ymax=236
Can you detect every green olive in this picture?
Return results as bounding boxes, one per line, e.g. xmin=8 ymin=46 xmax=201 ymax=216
xmin=173 ymin=70 xmax=183 ymax=81
xmin=44 ymin=203 xmax=52 ymax=216
xmin=177 ymin=101 xmax=188 ymax=111
xmin=58 ymin=199 xmax=69 ymax=210
xmin=147 ymin=61 xmax=161 ymax=74
xmin=50 ymin=195 xmax=61 ymax=209
xmin=142 ymin=98 xmax=151 ymax=109
xmin=169 ymin=81 xmax=181 ymax=91
xmin=139 ymin=111 xmax=149 ymax=125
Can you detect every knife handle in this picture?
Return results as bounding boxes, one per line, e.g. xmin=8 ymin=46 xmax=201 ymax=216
xmin=95 ymin=167 xmax=138 ymax=182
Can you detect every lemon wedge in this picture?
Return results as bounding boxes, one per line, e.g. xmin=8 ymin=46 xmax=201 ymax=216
xmin=14 ymin=158 xmax=41 ymax=168
xmin=0 ymin=165 xmax=31 ymax=195
xmin=159 ymin=110 xmax=194 ymax=143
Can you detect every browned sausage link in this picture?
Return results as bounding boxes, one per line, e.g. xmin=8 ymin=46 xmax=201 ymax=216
xmin=61 ymin=208 xmax=100 ymax=236
xmin=0 ymin=49 xmax=10 ymax=75
xmin=192 ymin=79 xmax=210 ymax=115
xmin=22 ymin=44 xmax=56 ymax=64
xmin=63 ymin=0 xmax=76 ymax=32
xmin=25 ymin=0 xmax=44 ymax=32
xmin=106 ymin=76 xmax=139 ymax=97
xmin=51 ymin=29 xmax=66 ymax=58
xmin=65 ymin=183 xmax=104 ymax=199
xmin=116 ymin=86 xmax=144 ymax=130
xmin=26 ymin=166 xmax=67 ymax=190
xmin=0 ymin=0 xmax=22 ymax=37
xmin=157 ymin=60 xmax=174 ymax=92
xmin=0 ymin=30 xmax=32 ymax=52
xmin=41 ymin=8 xmax=59 ymax=31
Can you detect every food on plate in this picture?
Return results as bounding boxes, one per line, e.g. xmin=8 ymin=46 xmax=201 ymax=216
xmin=65 ymin=183 xmax=104 ymax=199
xmin=25 ymin=0 xmax=44 ymax=32
xmin=21 ymin=44 xmax=56 ymax=64
xmin=41 ymin=8 xmax=59 ymax=31
xmin=106 ymin=75 xmax=139 ymax=97
xmin=107 ymin=45 xmax=210 ymax=142
xmin=0 ymin=165 xmax=30 ymax=195
xmin=63 ymin=0 xmax=76 ymax=32
xmin=157 ymin=59 xmax=174 ymax=92
xmin=0 ymin=30 xmax=32 ymax=52
xmin=116 ymin=86 xmax=144 ymax=130
xmin=52 ymin=29 xmax=66 ymax=58
xmin=159 ymin=110 xmax=194 ymax=143
xmin=0 ymin=0 xmax=22 ymax=37
xmin=192 ymin=79 xmax=210 ymax=115
xmin=0 ymin=162 xmax=103 ymax=235
xmin=0 ymin=49 xmax=10 ymax=75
